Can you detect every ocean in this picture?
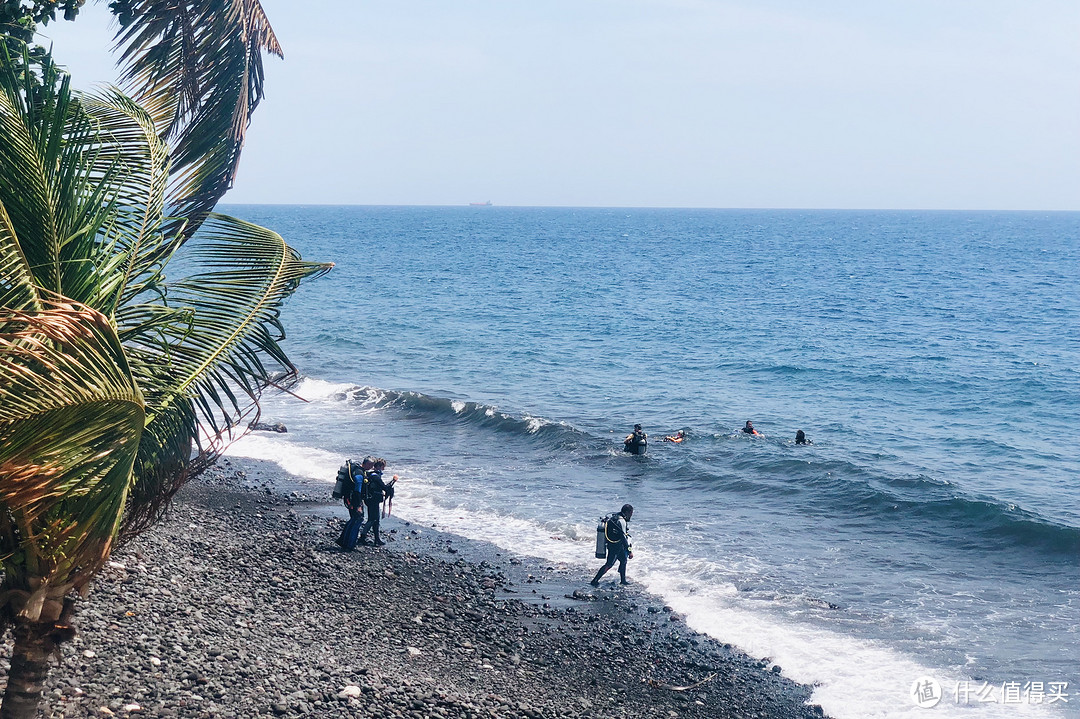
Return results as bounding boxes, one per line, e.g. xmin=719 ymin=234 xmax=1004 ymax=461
xmin=217 ymin=205 xmax=1079 ymax=719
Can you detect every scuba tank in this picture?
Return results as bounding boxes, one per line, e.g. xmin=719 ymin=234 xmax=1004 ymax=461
xmin=595 ymin=517 xmax=608 ymax=558
xmin=332 ymin=460 xmax=353 ymax=499
xmin=623 ymin=429 xmax=647 ymax=454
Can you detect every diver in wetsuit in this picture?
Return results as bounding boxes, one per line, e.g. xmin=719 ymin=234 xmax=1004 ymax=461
xmin=591 ymin=504 xmax=634 ymax=586
xmin=624 ymin=424 xmax=648 ymax=454
xmin=795 ymin=430 xmax=811 ymax=445
xmin=337 ymin=456 xmax=373 ymax=550
xmin=359 ymin=458 xmax=390 ymax=546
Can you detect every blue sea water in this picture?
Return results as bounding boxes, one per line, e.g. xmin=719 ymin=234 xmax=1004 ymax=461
xmin=220 ymin=205 xmax=1079 ymax=718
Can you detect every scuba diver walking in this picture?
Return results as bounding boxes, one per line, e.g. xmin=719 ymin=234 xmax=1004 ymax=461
xmin=359 ymin=458 xmax=394 ymax=546
xmin=336 ymin=456 xmax=373 ymax=551
xmin=591 ymin=504 xmax=634 ymax=586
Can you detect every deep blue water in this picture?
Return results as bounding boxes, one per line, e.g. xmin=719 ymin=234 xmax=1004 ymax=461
xmin=220 ymin=206 xmax=1079 ymax=718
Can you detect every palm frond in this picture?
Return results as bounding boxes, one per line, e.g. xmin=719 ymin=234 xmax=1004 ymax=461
xmin=0 ymin=43 xmax=123 ymax=307
xmin=0 ymin=44 xmax=70 ymax=294
xmin=116 ymin=397 xmax=195 ymax=543
xmin=111 ymin=0 xmax=282 ymax=240
xmin=0 ymin=198 xmax=41 ymax=312
xmin=0 ymin=299 xmax=144 ymax=618
xmin=111 ymin=213 xmax=330 ymax=542
xmin=80 ymin=86 xmax=176 ymax=313
xmin=146 ymin=213 xmax=331 ymax=433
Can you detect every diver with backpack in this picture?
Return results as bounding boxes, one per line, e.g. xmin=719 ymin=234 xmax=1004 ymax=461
xmin=335 ymin=456 xmax=373 ymax=551
xmin=623 ymin=424 xmax=647 ymax=454
xmin=359 ymin=457 xmax=395 ymax=546
xmin=591 ymin=504 xmax=634 ymax=586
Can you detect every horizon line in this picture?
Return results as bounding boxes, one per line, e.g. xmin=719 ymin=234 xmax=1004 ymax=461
xmin=217 ymin=202 xmax=1080 ymax=213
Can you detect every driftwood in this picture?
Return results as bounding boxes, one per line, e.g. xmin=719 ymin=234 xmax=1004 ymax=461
xmin=648 ymin=672 xmax=718 ymax=692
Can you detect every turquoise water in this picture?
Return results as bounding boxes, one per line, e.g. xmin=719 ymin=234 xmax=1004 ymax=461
xmin=221 ymin=206 xmax=1079 ymax=718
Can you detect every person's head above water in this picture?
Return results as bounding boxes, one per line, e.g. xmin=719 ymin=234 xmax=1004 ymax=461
xmin=633 ymin=424 xmax=642 ymax=431
xmin=373 ymin=458 xmax=386 ymax=471
xmin=620 ymin=503 xmax=634 ymax=519
xmin=745 ymin=420 xmax=753 ymax=428
xmin=361 ymin=456 xmax=375 ymax=470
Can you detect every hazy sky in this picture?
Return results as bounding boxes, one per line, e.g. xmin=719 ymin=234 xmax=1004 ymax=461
xmin=38 ymin=1 xmax=1080 ymax=210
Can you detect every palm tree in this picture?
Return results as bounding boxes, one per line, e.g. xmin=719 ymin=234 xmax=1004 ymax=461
xmin=0 ymin=4 xmax=330 ymax=715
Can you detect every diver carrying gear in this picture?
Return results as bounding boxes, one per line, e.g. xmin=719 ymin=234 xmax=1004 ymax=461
xmin=591 ymin=504 xmax=634 ymax=586
xmin=337 ymin=457 xmax=373 ymax=550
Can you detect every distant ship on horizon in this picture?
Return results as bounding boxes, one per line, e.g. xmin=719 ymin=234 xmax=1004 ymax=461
xmin=469 ymin=201 xmax=493 ymax=206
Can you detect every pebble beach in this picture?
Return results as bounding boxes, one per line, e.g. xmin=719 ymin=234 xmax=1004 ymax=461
xmin=1 ymin=455 xmax=828 ymax=719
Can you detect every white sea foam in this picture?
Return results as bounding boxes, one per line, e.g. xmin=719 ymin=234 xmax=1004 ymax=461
xmin=219 ymin=432 xmax=1068 ymax=719
xmin=634 ymin=566 xmax=1066 ymax=719
xmin=290 ymin=377 xmax=358 ymax=402
xmin=222 ymin=432 xmax=341 ymax=481
xmin=451 ymin=400 xmax=466 ymax=414
xmin=523 ymin=415 xmax=545 ymax=433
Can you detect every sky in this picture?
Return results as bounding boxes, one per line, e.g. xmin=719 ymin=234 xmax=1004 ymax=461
xmin=36 ymin=0 xmax=1080 ymax=210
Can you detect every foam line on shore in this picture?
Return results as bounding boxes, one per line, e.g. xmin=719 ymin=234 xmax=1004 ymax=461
xmin=638 ymin=568 xmax=1065 ymax=719
xmin=221 ymin=433 xmax=1067 ymax=719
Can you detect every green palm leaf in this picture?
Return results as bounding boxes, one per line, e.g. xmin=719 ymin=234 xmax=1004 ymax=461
xmin=150 ymin=213 xmax=331 ymax=433
xmin=110 ymin=0 xmax=282 ymax=239
xmin=80 ymin=87 xmax=176 ymax=313
xmin=0 ymin=198 xmax=41 ymax=311
xmin=0 ymin=44 xmax=122 ymax=307
xmin=0 ymin=299 xmax=144 ymax=620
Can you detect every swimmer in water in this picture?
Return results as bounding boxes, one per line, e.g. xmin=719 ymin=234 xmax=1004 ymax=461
xmin=664 ymin=430 xmax=686 ymax=443
xmin=742 ymin=420 xmax=762 ymax=436
xmin=624 ymin=424 xmax=647 ymax=453
xmin=795 ymin=429 xmax=811 ymax=445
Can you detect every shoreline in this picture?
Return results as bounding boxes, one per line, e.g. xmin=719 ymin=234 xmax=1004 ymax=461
xmin=2 ymin=455 xmax=828 ymax=718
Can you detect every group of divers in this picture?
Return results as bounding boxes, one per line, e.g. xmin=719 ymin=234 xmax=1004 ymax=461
xmin=331 ymin=421 xmax=811 ymax=584
xmin=593 ymin=422 xmax=810 ymax=585
xmin=332 ymin=456 xmax=397 ymax=551
xmin=622 ymin=421 xmax=811 ymax=454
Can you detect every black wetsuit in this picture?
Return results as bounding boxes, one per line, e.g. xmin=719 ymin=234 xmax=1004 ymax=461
xmin=591 ymin=514 xmax=632 ymax=585
xmin=359 ymin=470 xmax=387 ymax=546
xmin=337 ymin=468 xmax=365 ymax=550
